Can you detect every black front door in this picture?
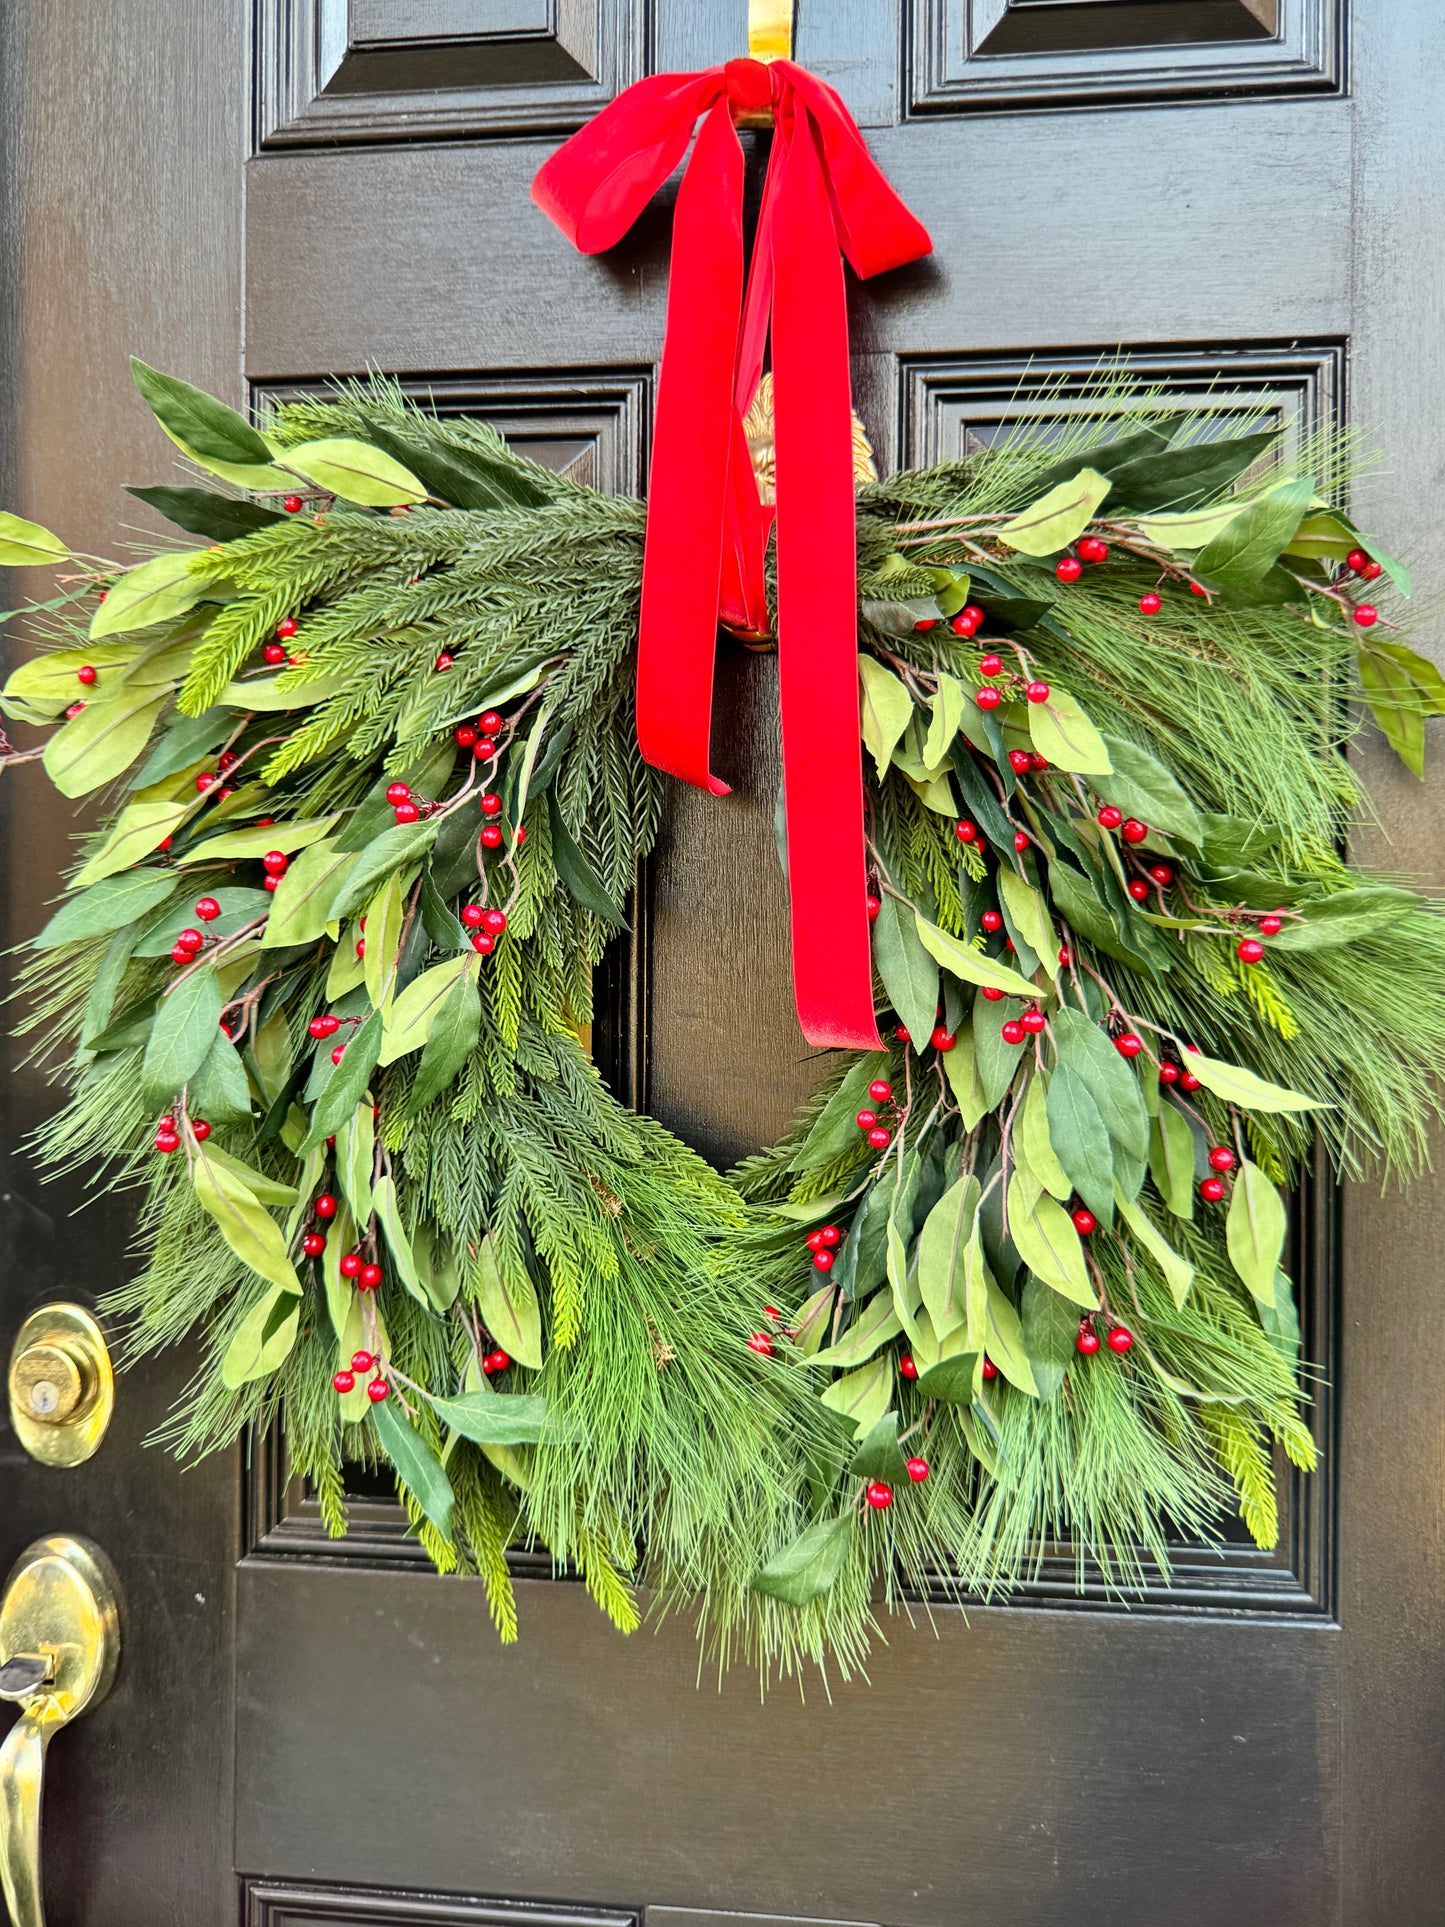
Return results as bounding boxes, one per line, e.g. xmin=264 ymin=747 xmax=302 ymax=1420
xmin=3 ymin=4 xmax=1444 ymax=1923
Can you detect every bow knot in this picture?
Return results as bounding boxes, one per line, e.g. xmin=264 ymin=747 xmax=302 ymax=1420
xmin=534 ymin=63 xmax=931 ymax=1050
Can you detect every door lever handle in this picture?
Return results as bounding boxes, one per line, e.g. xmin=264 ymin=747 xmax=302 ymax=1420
xmin=0 ymin=1538 xmax=120 ymax=1927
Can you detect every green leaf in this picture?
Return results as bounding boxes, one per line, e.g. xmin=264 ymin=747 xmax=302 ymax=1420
xmin=178 ymin=815 xmax=340 ymax=865
xmin=922 ymin=673 xmax=968 ymax=768
xmin=72 ymin=799 xmax=192 ymax=888
xmin=848 ymin=1411 xmax=910 ymax=1484
xmin=220 ymin=1286 xmax=300 ymax=1389
xmin=369 ymin=1397 xmax=455 ymax=1541
xmin=1362 ymin=639 xmax=1445 ymax=711
xmin=1193 ymin=478 xmax=1314 ymax=590
xmin=336 ymin=1099 xmax=375 ymax=1226
xmin=371 ymin=1172 xmax=434 ymax=1309
xmin=1225 ymin=1159 xmax=1288 ymax=1308
xmin=1267 ymin=884 xmax=1417 ymax=952
xmin=426 ymin=1391 xmax=549 ymax=1448
xmin=972 ymin=991 xmax=1025 ymax=1110
xmin=912 ymin=1352 xmax=980 ymax=1403
xmin=1007 ymin=1175 xmax=1093 ymax=1310
xmin=1116 ymin=1189 xmax=1195 ymax=1309
xmin=141 ymin=965 xmax=224 ymax=1110
xmin=33 ymin=866 xmax=177 ymax=948
xmin=217 ymin=670 xmax=349 ymax=711
xmin=419 ymin=866 xmax=471 ymax=954
xmin=1045 ymin=1064 xmax=1115 ymax=1223
xmin=916 ymin=1174 xmax=981 ymax=1339
xmin=1357 ymin=537 xmax=1411 ymax=599
xmin=818 ymin=1355 xmax=891 ymax=1436
xmin=278 ymin=437 xmax=427 ymax=508
xmin=1149 ymin=1104 xmax=1196 ymax=1218
xmin=885 ymin=1141 xmax=927 ymax=1342
xmin=126 ymin=485 xmax=283 ymax=542
xmin=325 ymin=822 xmax=438 ymax=923
xmin=875 ymin=895 xmax=940 ymax=1045
xmin=362 ymin=872 xmax=407 ymax=1011
xmin=474 ymin=1232 xmax=543 ymax=1370
xmin=981 ymin=1276 xmax=1038 ymax=1394
xmin=1104 ymin=429 xmax=1281 ymax=516
xmin=915 ymin=913 xmax=1037 ymax=998
xmin=359 ymin=420 xmax=549 ymax=512
xmin=1184 ymin=1051 xmax=1327 ymax=1114
xmin=133 ymin=885 xmax=271 ymax=957
xmin=260 ymin=839 xmax=353 ymax=947
xmin=201 ymin=1143 xmax=298 ymax=1205
xmin=379 ymin=954 xmax=471 ymax=1065
xmin=0 ymin=511 xmax=69 ymax=566
xmin=1026 ymin=687 xmax=1112 ymax=775
xmin=827 ymin=1177 xmax=891 ymax=1303
xmin=407 ymin=966 xmax=481 ymax=1112
xmin=546 ymin=793 xmax=626 ymax=927
xmin=943 ymin=1025 xmax=987 ymax=1129
xmin=1018 ymin=1073 xmax=1069 ymax=1202
xmin=749 ymin=1515 xmax=853 ymax=1608
xmin=1046 ymin=859 xmax=1164 ymax=974
xmin=1358 ymin=649 xmax=1425 ymax=775
xmin=1052 ymin=1008 xmax=1149 ymax=1157
xmin=858 ymin=655 xmax=914 ymax=779
xmin=1021 ymin=1276 xmax=1077 ymax=1400
xmin=996 ymin=468 xmax=1111 ymax=556
xmin=43 ymin=687 xmax=169 ymax=797
xmin=998 ymin=868 xmax=1057 ymax=980
xmin=1096 ymin=735 xmax=1204 ymax=844
xmin=1138 ymin=499 xmax=1254 ymax=551
xmin=189 ymin=1026 xmax=254 ymax=1124
xmin=302 ymin=1008 xmax=383 ymax=1150
xmin=192 ymin=1149 xmax=303 ymax=1294
xmin=130 ymin=358 xmax=274 ymax=466
xmin=810 ymin=1288 xmax=901 ymax=1368
xmin=90 ymin=551 xmax=212 ymax=640
xmin=792 ymin=1052 xmax=890 ymax=1172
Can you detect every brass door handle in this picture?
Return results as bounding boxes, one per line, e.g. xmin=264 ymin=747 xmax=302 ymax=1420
xmin=0 ymin=1538 xmax=120 ymax=1927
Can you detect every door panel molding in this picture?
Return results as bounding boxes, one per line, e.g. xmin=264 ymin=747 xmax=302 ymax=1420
xmin=908 ymin=0 xmax=1342 ymax=114
xmin=256 ymin=0 xmax=645 ymax=148
xmin=243 ymin=1880 xmax=637 ymax=1927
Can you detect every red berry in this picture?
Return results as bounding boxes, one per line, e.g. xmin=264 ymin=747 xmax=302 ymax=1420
xmin=976 ymin=686 xmax=1002 ymax=710
xmin=480 ymin=793 xmax=502 ymax=817
xmin=1097 ymin=805 xmax=1123 ymax=830
xmin=1353 ymin=604 xmax=1379 ymax=629
xmin=1078 ymin=537 xmax=1109 ymax=564
xmin=962 ymin=607 xmax=985 ymax=628
xmin=314 ymin=1194 xmax=338 ymax=1219
xmin=1127 ymin=879 xmax=1150 ymax=902
xmin=1199 ymin=1177 xmax=1226 ymax=1203
xmin=1009 ymin=749 xmax=1032 ymax=774
xmin=1021 ymin=1009 xmax=1046 ymax=1035
xmin=454 ymin=725 xmax=478 ymax=748
xmin=1107 ymin=1326 xmax=1134 ymax=1354
xmin=981 ymin=909 xmax=1003 ymax=932
xmin=275 ymin=617 xmax=298 ymax=640
xmin=1146 ymin=863 xmax=1173 ymax=886
xmin=806 ymin=1229 xmax=826 ymax=1252
xmin=1058 ymin=946 xmax=1071 ymax=966
xmin=157 ymin=1114 xmax=176 ymax=1131
xmin=302 ymin=1233 xmax=326 ymax=1257
xmin=979 ymin=654 xmax=1004 ymax=677
xmin=472 ymin=740 xmax=498 ymax=767
xmin=899 ymin=1354 xmax=919 ymax=1380
xmin=308 ymin=1015 xmax=339 ymax=1039
xmin=949 ymin=611 xmax=977 ymax=637
xmin=339 ymin=1254 xmax=362 ymax=1282
xmin=1360 ymin=560 xmax=1383 ymax=581
xmin=195 ymin=897 xmax=221 ymax=921
xmin=154 ymin=1129 xmax=180 ymax=1153
xmin=813 ymin=1249 xmax=835 ymax=1272
xmin=170 ymin=943 xmax=191 ymax=964
xmin=1237 ymin=938 xmax=1265 ymax=965
xmin=1001 ymin=1019 xmax=1026 ymax=1045
xmin=1055 ymin=555 xmax=1083 ymax=583
xmin=1139 ymin=591 xmax=1162 ymax=615
xmin=980 ymin=985 xmax=1005 ymax=1002
xmin=283 ymin=494 xmax=304 ymax=514
xmin=1207 ymin=1146 xmax=1236 ymax=1172
xmin=367 ymin=1378 xmax=390 ymax=1402
xmin=479 ymin=908 xmax=505 ymax=935
xmin=1121 ymin=818 xmax=1148 ymax=845
xmin=906 ymin=1457 xmax=930 ymax=1483
xmin=1072 ymin=1208 xmax=1096 ymax=1235
xmin=1114 ymin=1033 xmax=1144 ymax=1058
xmin=1014 ymin=830 xmax=1030 ymax=852
xmin=354 ymin=939 xmax=366 ymax=959
xmin=66 ymin=702 xmax=86 ymax=719
xmin=896 ymin=1025 xmax=912 ymax=1044
xmin=479 ymin=712 xmax=503 ymax=736
xmin=1346 ymin=548 xmax=1369 ymax=573
xmin=867 ymin=1127 xmax=891 ymax=1149
xmin=472 ymin=932 xmax=496 ymax=955
xmin=1158 ymin=1062 xmax=1180 ymax=1085
xmin=1190 ymin=580 xmax=1209 ymax=597
xmin=385 ymin=783 xmax=412 ymax=805
xmin=1030 ymin=752 xmax=1049 ymax=771
xmin=914 ymin=616 xmax=937 ymax=633
xmin=191 ymin=1119 xmax=212 ymax=1142
xmin=865 ymin=1482 xmax=893 ymax=1510
xmin=263 ymin=875 xmax=280 ymax=892
xmin=485 ymin=1350 xmax=510 ymax=1375
xmin=262 ymin=851 xmax=288 ymax=875
xmin=460 ymin=904 xmax=487 ymax=928
xmin=955 ymin=820 xmax=977 ymax=843
xmin=819 ymin=1224 xmax=843 ymax=1247
xmin=479 ymin=824 xmax=503 ymax=849
xmin=434 ymin=653 xmax=454 ymax=672
xmin=747 ymin=1332 xmax=774 ymax=1357
xmin=1180 ymin=1070 xmax=1202 ymax=1093
xmin=393 ymin=801 xmax=421 ymax=823
xmin=332 ymin=1370 xmax=356 ymax=1394
xmin=868 ymin=1080 xmax=892 ymax=1103
xmin=177 ymin=927 xmax=204 ymax=952
xmin=76 ymin=664 xmax=98 ymax=685
xmin=351 ymin=1351 xmax=374 ymax=1373
xmin=1259 ymin=914 xmax=1283 ymax=936
xmin=930 ymin=1025 xmax=956 ymax=1051
xmin=359 ymin=1263 xmax=383 ymax=1290
xmin=1025 ymin=680 xmax=1050 ymax=704
xmin=981 ymin=1357 xmax=998 ymax=1380
xmin=856 ymin=1109 xmax=877 ymax=1131
xmin=1076 ymin=1328 xmax=1101 ymax=1355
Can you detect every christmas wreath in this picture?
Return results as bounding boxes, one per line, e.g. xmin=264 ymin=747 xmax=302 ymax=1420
xmin=3 ymin=361 xmax=1442 ymax=1680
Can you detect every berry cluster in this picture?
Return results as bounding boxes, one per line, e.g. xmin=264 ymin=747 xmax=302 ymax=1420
xmin=1076 ymin=1317 xmax=1133 ymax=1357
xmin=804 ymin=1221 xmax=846 ymax=1272
xmin=153 ymin=1111 xmax=211 ymax=1154
xmin=856 ymin=1077 xmax=897 ymax=1150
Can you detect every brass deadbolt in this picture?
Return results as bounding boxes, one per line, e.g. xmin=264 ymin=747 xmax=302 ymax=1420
xmin=7 ymin=1306 xmax=114 ymax=1467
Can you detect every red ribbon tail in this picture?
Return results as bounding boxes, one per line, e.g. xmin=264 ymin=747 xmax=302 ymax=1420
xmin=772 ymin=114 xmax=882 ymax=1052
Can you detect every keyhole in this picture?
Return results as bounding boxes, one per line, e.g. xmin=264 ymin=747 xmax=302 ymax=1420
xmin=28 ymin=1379 xmax=61 ymax=1417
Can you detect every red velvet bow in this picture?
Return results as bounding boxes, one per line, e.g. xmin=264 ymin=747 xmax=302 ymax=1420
xmin=533 ymin=60 xmax=931 ymax=1050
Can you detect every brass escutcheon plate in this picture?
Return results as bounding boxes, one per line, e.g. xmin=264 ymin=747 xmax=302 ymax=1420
xmin=0 ymin=1537 xmax=120 ymax=1722
xmin=7 ymin=1306 xmax=114 ymax=1468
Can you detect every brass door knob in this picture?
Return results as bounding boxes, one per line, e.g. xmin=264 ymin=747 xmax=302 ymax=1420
xmin=6 ymin=1307 xmax=113 ymax=1468
xmin=0 ymin=1536 xmax=121 ymax=1927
